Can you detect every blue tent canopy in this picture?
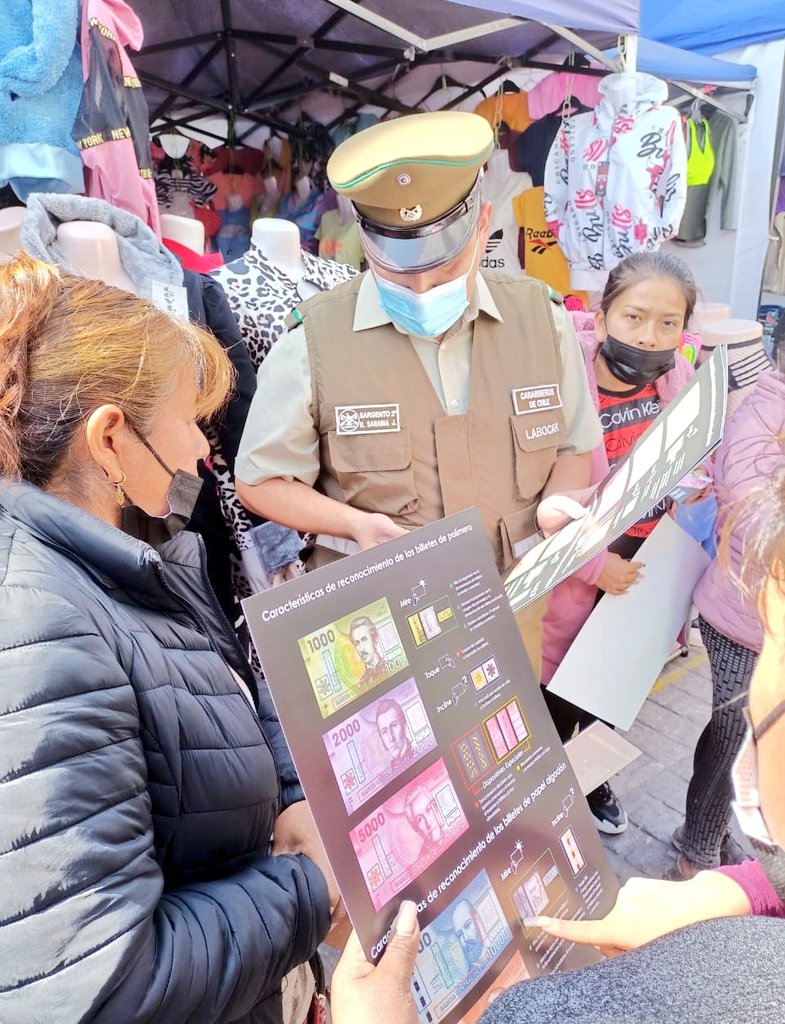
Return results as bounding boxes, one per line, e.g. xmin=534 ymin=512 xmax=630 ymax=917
xmin=441 ymin=0 xmax=640 ymax=35
xmin=606 ymin=37 xmax=757 ymax=84
xmin=641 ymin=0 xmax=785 ymax=56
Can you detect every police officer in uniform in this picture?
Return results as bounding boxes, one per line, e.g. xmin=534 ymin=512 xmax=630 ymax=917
xmin=235 ymin=111 xmax=601 ymax=677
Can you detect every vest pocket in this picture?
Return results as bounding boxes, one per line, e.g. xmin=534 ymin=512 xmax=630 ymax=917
xmin=510 ymin=414 xmax=561 ymax=501
xmin=499 ymin=505 xmax=539 ymax=567
xmin=327 ymin=429 xmax=419 ymax=517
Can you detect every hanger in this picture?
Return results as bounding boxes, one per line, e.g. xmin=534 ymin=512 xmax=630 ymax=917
xmin=562 ymin=52 xmax=590 ymax=70
xmin=560 ymin=95 xmax=592 ymax=117
xmin=501 ymin=79 xmax=520 ymax=94
xmin=419 ymin=70 xmax=470 ymax=105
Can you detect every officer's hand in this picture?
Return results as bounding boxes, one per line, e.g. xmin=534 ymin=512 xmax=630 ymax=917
xmin=331 ymin=902 xmax=420 ymax=1024
xmin=596 ymin=554 xmax=644 ymax=595
xmin=536 ymin=486 xmax=596 ymax=536
xmin=353 ymin=512 xmax=409 ymax=550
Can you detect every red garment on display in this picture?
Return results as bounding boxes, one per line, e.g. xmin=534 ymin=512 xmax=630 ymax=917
xmin=163 ymin=238 xmax=224 ymax=273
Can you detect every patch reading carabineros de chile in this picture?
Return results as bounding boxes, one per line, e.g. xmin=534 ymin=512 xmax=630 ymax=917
xmin=511 ymin=384 xmax=563 ymax=416
xmin=335 ymin=404 xmax=401 ymax=435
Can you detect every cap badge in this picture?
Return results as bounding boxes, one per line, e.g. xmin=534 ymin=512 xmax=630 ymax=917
xmin=399 ymin=204 xmax=423 ymax=223
xmin=397 ymin=173 xmax=412 ymax=186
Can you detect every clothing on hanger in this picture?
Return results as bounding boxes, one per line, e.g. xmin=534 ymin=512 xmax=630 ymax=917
xmin=74 ymin=0 xmax=160 ymax=233
xmin=0 ymin=0 xmax=84 ymax=200
xmin=479 ymin=146 xmax=532 ymax=277
xmin=544 ymin=72 xmax=687 ymax=290
xmin=473 ymin=89 xmax=531 ymax=133
xmin=675 ymin=117 xmax=716 ymax=245
xmin=527 ymin=70 xmax=602 ymax=120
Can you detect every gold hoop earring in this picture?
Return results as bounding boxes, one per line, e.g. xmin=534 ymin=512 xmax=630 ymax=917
xmin=111 ymin=472 xmax=127 ymax=507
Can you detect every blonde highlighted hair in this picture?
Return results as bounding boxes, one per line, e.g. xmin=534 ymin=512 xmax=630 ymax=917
xmin=0 ymin=255 xmax=233 ymax=486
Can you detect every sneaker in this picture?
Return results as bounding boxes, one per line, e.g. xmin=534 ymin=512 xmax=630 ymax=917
xmin=587 ymin=782 xmax=628 ymax=834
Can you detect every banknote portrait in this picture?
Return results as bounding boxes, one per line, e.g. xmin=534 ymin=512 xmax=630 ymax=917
xmin=350 ymin=760 xmax=468 ymax=911
xmin=299 ymin=598 xmax=409 ymax=718
xmin=410 ymin=870 xmax=512 ymax=1024
xmin=322 ymin=678 xmax=437 ymax=814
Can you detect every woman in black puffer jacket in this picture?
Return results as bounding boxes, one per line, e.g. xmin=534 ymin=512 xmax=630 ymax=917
xmin=0 ymin=256 xmax=337 ymax=1024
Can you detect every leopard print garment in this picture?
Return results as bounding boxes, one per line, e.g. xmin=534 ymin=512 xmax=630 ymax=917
xmin=210 ymin=247 xmax=357 ymax=664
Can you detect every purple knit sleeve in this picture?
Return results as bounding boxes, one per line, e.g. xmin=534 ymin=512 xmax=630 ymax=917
xmin=715 ymin=861 xmax=785 ymax=917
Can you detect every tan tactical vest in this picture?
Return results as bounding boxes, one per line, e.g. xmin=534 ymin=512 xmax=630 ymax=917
xmin=299 ymin=272 xmax=566 ymax=571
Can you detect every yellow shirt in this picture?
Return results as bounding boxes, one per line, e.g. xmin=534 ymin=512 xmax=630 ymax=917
xmin=513 ymin=186 xmax=587 ymax=304
xmin=473 ymin=91 xmax=531 ymax=133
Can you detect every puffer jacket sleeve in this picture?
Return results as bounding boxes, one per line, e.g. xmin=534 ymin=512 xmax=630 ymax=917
xmin=255 ymin=673 xmax=306 ymax=810
xmin=0 ymin=585 xmax=330 ymax=1024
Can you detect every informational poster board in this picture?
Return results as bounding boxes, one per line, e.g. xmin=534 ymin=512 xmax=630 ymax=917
xmin=505 ymin=347 xmax=728 ymax=613
xmin=548 ymin=516 xmax=711 ymax=729
xmin=244 ymin=510 xmax=618 ymax=1024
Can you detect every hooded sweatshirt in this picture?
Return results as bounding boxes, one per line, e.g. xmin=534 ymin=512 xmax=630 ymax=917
xmin=72 ymin=0 xmax=160 ymax=234
xmin=21 ymin=193 xmax=182 ymax=301
xmin=544 ymin=73 xmax=687 ymax=291
xmin=0 ymin=0 xmax=84 ymax=200
xmin=693 ymin=371 xmax=785 ymax=653
xmin=540 ymin=312 xmax=694 ymax=684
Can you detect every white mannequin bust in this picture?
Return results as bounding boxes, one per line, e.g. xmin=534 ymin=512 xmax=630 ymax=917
xmin=57 ymin=221 xmax=136 ymax=294
xmin=0 ymin=206 xmax=25 ymax=263
xmin=251 ymin=218 xmax=318 ymax=298
xmin=160 ymin=212 xmax=205 ymax=255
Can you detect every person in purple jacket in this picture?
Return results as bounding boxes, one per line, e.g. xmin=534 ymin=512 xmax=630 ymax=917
xmin=670 ymin=328 xmax=785 ymax=878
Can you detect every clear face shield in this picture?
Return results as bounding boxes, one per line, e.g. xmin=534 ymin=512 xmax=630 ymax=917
xmin=355 ymin=174 xmax=483 ymax=275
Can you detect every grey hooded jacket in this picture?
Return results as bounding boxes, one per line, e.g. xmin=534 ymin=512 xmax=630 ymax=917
xmin=0 ymin=481 xmax=329 ymax=1023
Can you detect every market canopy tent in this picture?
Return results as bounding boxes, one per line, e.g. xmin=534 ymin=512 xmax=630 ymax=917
xmin=642 ymin=0 xmax=785 ymax=56
xmin=130 ymin=0 xmax=637 ymax=142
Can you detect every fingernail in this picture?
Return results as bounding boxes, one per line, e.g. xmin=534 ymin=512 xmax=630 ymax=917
xmin=523 ymin=916 xmax=549 ymax=928
xmin=394 ymin=900 xmax=418 ymax=936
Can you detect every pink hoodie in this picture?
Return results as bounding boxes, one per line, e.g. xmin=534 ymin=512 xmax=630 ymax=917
xmin=78 ymin=0 xmax=160 ymax=234
xmin=540 ymin=312 xmax=694 ymax=684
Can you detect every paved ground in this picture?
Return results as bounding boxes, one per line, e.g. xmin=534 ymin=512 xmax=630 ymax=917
xmin=601 ymin=626 xmax=750 ymax=881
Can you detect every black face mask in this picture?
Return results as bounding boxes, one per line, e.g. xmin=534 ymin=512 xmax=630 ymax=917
xmin=600 ymin=334 xmax=677 ymax=387
xmin=120 ymin=434 xmax=204 ymax=546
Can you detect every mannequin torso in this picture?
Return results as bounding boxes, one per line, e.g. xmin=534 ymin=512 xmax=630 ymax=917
xmin=57 ymin=222 xmax=136 ymax=294
xmin=251 ymin=219 xmax=319 ymax=299
xmin=160 ymin=213 xmax=205 ymax=255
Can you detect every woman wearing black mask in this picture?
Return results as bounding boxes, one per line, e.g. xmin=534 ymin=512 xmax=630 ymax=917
xmin=592 ymin=251 xmax=698 ymax=560
xmin=541 ymin=253 xmax=697 ymax=836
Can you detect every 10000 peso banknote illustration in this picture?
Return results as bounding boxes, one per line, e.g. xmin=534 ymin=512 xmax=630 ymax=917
xmin=411 ymin=869 xmax=513 ymax=1024
xmin=299 ymin=598 xmax=409 ymax=718
xmin=323 ymin=677 xmax=438 ymax=814
xmin=350 ymin=760 xmax=469 ymax=911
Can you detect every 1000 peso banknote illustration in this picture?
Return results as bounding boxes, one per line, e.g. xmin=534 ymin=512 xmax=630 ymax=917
xmin=350 ymin=760 xmax=469 ymax=911
xmin=323 ymin=677 xmax=438 ymax=814
xmin=298 ymin=598 xmax=409 ymax=718
xmin=411 ymin=869 xmax=513 ymax=1024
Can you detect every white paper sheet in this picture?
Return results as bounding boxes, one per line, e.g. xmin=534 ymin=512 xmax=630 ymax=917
xmin=546 ymin=516 xmax=711 ymax=731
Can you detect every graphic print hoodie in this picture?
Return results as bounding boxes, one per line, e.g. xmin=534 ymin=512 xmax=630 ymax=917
xmin=544 ymin=72 xmax=687 ymax=291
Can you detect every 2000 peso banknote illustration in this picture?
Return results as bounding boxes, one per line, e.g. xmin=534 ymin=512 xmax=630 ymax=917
xmin=323 ymin=677 xmax=437 ymax=814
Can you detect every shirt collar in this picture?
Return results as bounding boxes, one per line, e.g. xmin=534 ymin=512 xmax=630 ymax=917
xmin=353 ymin=271 xmax=504 ymax=333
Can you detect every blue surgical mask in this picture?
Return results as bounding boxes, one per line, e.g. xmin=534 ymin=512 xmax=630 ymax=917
xmin=374 ymin=236 xmax=479 ymax=338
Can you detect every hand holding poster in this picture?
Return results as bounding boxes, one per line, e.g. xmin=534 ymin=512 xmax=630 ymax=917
xmin=244 ymin=511 xmax=618 ymax=1024
xmin=505 ymin=346 xmax=727 ymax=613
